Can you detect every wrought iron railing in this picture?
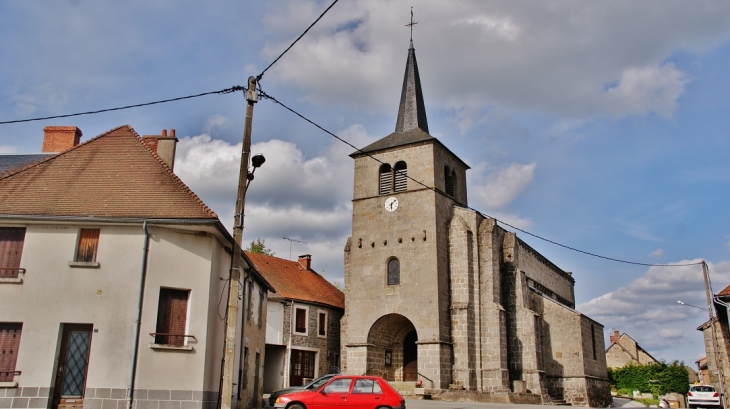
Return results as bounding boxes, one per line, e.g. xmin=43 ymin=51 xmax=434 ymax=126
xmin=149 ymin=332 xmax=195 ymax=346
xmin=0 ymin=268 xmax=25 ymax=279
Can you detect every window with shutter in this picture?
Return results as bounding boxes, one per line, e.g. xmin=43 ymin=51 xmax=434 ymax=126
xmin=379 ymin=164 xmax=393 ymax=195
xmin=394 ymin=162 xmax=407 ymax=192
xmin=0 ymin=227 xmax=25 ymax=279
xmin=0 ymin=323 xmax=22 ymax=382
xmin=294 ymin=308 xmax=307 ymax=334
xmin=155 ymin=288 xmax=189 ymax=346
xmin=75 ymin=229 xmax=100 ymax=262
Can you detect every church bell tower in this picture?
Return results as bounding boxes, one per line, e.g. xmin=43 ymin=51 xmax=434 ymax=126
xmin=341 ymin=37 xmax=470 ymax=388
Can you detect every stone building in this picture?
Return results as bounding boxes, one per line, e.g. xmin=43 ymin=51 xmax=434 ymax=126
xmin=247 ymin=253 xmax=344 ymax=392
xmin=0 ymin=125 xmax=272 ymax=409
xmin=340 ymin=39 xmax=612 ymax=407
xmin=698 ymin=283 xmax=730 ymax=406
xmin=605 ymin=330 xmax=658 ymax=368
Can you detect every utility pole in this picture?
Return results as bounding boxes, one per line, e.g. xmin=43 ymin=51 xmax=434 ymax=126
xmin=221 ymin=76 xmax=258 ymax=409
xmin=704 ymin=260 xmax=726 ymax=409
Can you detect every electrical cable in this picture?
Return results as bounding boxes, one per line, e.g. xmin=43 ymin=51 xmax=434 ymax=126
xmin=258 ymin=88 xmax=703 ymax=269
xmin=0 ymin=86 xmax=244 ymax=125
xmin=256 ymin=0 xmax=340 ymax=82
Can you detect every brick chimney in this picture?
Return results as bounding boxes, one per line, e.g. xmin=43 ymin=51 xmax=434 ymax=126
xmin=42 ymin=126 xmax=82 ymax=153
xmin=142 ymin=129 xmax=178 ymax=170
xmin=610 ymin=330 xmax=620 ymax=344
xmin=298 ymin=254 xmax=312 ymax=271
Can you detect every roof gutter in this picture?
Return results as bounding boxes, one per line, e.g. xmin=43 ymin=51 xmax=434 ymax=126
xmin=0 ymin=214 xmax=274 ymax=292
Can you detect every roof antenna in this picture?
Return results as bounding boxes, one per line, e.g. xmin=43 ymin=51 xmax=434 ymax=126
xmin=405 ymin=7 xmax=418 ymax=45
xmin=282 ymin=236 xmax=307 ymax=260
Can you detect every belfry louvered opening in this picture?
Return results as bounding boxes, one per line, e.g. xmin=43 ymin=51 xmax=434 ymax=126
xmin=379 ymin=164 xmax=393 ymax=195
xmin=394 ymin=161 xmax=407 ymax=192
xmin=445 ymin=166 xmax=455 ymax=197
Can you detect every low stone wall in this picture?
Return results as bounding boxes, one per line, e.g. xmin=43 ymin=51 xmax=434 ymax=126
xmin=421 ymin=389 xmax=543 ymax=405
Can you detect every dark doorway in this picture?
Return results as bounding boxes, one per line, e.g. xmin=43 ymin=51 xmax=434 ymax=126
xmin=403 ymin=330 xmax=418 ymax=381
xmin=53 ymin=324 xmax=93 ymax=409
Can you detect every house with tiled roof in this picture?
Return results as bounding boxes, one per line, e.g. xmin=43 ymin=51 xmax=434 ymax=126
xmin=697 ymin=283 xmax=730 ymax=404
xmin=0 ymin=125 xmax=272 ymax=409
xmin=605 ymin=330 xmax=658 ymax=368
xmin=243 ymin=252 xmax=344 ymax=392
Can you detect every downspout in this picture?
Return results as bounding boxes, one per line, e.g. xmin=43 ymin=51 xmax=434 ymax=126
xmin=126 ymin=221 xmax=150 ymax=409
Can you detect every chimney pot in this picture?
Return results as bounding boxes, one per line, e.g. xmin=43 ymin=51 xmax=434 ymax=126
xmin=298 ymin=254 xmax=312 ymax=271
xmin=42 ymin=126 xmax=82 ymax=153
xmin=141 ymin=128 xmax=178 ymax=170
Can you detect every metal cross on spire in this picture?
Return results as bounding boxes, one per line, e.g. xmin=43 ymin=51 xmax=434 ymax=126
xmin=405 ymin=7 xmax=418 ymax=41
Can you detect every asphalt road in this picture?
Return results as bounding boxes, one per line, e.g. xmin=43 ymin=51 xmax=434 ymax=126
xmin=399 ymin=397 xmax=644 ymax=409
xmin=264 ymin=397 xmax=643 ymax=409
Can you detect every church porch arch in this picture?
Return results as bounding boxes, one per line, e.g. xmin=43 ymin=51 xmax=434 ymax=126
xmin=362 ymin=314 xmax=417 ymax=382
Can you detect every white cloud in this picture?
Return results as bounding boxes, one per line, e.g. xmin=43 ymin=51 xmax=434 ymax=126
xmin=578 ymin=260 xmax=730 ymax=363
xmin=471 ymin=162 xmax=536 ymax=209
xmin=174 ymin=122 xmax=377 ymax=282
xmin=650 ymin=249 xmax=665 ymax=258
xmin=261 ymin=1 xmax=730 ymax=119
xmin=604 ymin=64 xmax=689 ymax=118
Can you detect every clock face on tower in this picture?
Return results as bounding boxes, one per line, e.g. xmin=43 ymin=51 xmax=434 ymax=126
xmin=385 ymin=197 xmax=399 ymax=212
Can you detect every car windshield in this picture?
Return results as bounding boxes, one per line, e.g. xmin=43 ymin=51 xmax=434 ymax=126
xmin=691 ymin=386 xmax=716 ymax=392
xmin=309 ymin=376 xmax=331 ymax=389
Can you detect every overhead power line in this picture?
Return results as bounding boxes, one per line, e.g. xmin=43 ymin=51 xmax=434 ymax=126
xmin=0 ymin=86 xmax=244 ymax=125
xmin=256 ymin=0 xmax=341 ymax=81
xmin=258 ymin=88 xmax=702 ymax=269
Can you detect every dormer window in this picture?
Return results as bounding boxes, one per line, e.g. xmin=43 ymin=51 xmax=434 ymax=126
xmin=394 ymin=162 xmax=407 ymax=192
xmin=379 ymin=164 xmax=393 ymax=195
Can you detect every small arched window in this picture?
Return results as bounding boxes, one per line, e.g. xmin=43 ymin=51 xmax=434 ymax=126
xmin=445 ymin=166 xmax=455 ymax=197
xmin=387 ymin=258 xmax=400 ymax=285
xmin=379 ymin=164 xmax=393 ymax=195
xmin=394 ymin=161 xmax=407 ymax=192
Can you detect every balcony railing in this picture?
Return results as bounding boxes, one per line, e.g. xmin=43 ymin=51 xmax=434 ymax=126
xmin=149 ymin=332 xmax=196 ymax=346
xmin=0 ymin=268 xmax=25 ymax=279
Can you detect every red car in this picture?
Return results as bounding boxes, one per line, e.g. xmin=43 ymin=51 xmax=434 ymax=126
xmin=273 ymin=375 xmax=406 ymax=409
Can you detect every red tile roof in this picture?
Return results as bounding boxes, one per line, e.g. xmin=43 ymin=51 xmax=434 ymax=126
xmin=244 ymin=251 xmax=344 ymax=309
xmin=0 ymin=125 xmax=217 ymax=219
xmin=717 ymin=284 xmax=730 ymax=297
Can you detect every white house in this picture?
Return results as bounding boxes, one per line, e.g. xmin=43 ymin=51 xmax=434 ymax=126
xmin=0 ymin=125 xmax=272 ymax=409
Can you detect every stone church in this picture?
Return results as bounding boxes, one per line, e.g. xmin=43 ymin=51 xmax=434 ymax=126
xmin=340 ymin=39 xmax=612 ymax=407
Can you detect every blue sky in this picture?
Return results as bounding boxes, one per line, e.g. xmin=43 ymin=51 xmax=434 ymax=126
xmin=2 ymin=0 xmax=730 ymax=368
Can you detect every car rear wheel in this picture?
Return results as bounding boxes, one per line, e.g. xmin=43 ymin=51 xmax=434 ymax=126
xmin=288 ymin=404 xmax=305 ymax=409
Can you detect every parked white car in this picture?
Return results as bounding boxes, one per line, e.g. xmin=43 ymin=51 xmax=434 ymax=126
xmin=688 ymin=385 xmax=721 ymax=408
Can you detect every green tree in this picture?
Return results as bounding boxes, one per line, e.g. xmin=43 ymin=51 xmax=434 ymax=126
xmin=246 ymin=238 xmax=275 ymax=256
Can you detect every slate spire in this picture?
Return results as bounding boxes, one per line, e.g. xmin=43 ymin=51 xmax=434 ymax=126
xmin=394 ymin=40 xmax=429 ymax=134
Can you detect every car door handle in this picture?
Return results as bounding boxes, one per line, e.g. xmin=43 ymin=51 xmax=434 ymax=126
xmin=341 ymin=397 xmax=347 ymax=400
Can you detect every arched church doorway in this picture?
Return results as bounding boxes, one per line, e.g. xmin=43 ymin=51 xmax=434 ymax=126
xmin=403 ymin=330 xmax=418 ymax=381
xmin=366 ymin=314 xmax=417 ymax=382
